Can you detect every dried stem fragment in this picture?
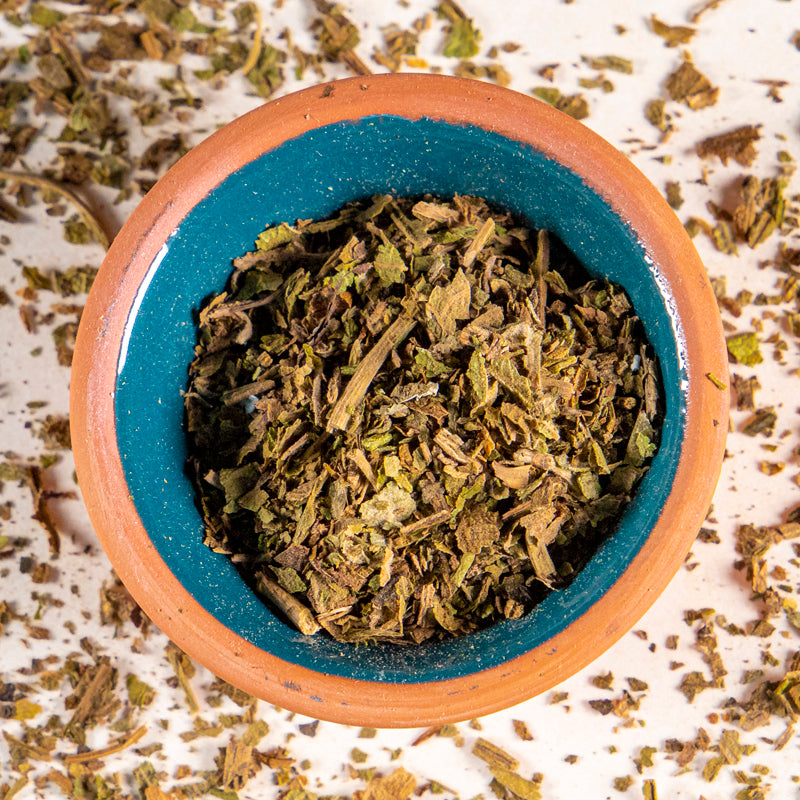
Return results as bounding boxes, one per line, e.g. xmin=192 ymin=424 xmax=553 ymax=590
xmin=257 ymin=574 xmax=320 ymax=635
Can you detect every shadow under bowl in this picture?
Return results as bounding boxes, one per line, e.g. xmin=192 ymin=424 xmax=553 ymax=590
xmin=71 ymin=74 xmax=728 ymax=727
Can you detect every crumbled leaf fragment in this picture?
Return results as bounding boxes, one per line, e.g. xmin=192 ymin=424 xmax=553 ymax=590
xmin=186 ymin=195 xmax=661 ymax=644
xmin=533 ymin=87 xmax=589 ymax=120
xmin=666 ymin=181 xmax=683 ymax=209
xmin=727 ymin=332 xmax=763 ymax=366
xmin=512 ymin=720 xmax=534 ymax=741
xmin=740 ymin=408 xmax=777 ymax=438
xmin=126 ymin=674 xmax=155 ymax=707
xmin=488 ymin=766 xmax=542 ymax=800
xmin=354 ymin=767 xmax=416 ymax=800
xmin=581 ymin=54 xmax=633 ymax=74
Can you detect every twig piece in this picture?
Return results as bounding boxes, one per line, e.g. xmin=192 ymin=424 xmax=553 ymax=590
xmin=462 ymin=217 xmax=495 ymax=269
xmin=0 ymin=169 xmax=111 ymax=249
xmin=688 ymin=0 xmax=730 ymax=23
xmin=533 ymin=229 xmax=549 ymax=330
xmin=257 ymin=574 xmax=320 ymax=635
xmin=241 ymin=4 xmax=263 ymax=75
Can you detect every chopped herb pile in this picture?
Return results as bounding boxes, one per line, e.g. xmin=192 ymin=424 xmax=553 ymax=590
xmin=185 ymin=194 xmax=662 ymax=644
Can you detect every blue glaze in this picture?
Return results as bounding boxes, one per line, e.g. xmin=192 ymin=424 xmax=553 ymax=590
xmin=115 ymin=116 xmax=685 ymax=683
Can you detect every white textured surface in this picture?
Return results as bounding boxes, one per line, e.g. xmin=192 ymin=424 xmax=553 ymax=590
xmin=1 ymin=0 xmax=799 ymax=798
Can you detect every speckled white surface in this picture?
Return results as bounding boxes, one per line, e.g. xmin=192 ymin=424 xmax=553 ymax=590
xmin=1 ymin=1 xmax=799 ymax=797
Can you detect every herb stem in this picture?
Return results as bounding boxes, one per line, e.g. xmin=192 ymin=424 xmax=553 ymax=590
xmin=166 ymin=647 xmax=199 ymax=714
xmin=257 ymin=574 xmax=320 ymax=635
xmin=688 ymin=0 xmax=729 ymax=23
xmin=63 ymin=725 xmax=148 ymax=764
xmin=0 ymin=170 xmax=111 ymax=249
xmin=63 ymin=662 xmax=114 ymax=740
xmin=326 ymin=311 xmax=416 ymax=432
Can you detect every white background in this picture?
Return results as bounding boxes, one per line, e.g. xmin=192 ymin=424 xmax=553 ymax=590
xmin=1 ymin=0 xmax=799 ymax=797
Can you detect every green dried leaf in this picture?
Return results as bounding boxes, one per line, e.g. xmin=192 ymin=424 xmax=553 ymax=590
xmin=29 ymin=3 xmax=64 ymax=27
xmin=726 ymin=332 xmax=763 ymax=366
xmin=649 ymin=15 xmax=696 ymax=47
xmin=427 ymin=267 xmax=471 ymax=335
xmin=374 ymin=242 xmax=407 ymax=286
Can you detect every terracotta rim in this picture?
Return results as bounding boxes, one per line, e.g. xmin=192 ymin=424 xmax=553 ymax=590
xmin=71 ymin=74 xmax=729 ymax=727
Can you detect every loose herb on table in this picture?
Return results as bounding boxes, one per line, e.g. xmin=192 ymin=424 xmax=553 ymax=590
xmin=184 ymin=194 xmax=662 ymax=644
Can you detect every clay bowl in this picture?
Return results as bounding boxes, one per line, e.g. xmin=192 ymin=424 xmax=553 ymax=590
xmin=71 ymin=74 xmax=728 ymax=727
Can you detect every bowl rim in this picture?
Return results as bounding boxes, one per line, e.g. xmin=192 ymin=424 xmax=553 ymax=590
xmin=71 ymin=73 xmax=729 ymax=727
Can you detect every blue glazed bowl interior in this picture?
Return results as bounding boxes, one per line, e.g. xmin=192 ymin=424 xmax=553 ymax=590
xmin=115 ymin=115 xmax=685 ymax=682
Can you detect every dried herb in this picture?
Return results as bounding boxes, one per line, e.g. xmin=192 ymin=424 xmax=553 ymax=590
xmin=665 ymin=181 xmax=683 ymax=210
xmin=689 ymin=0 xmax=730 ymax=23
xmin=354 ymin=767 xmax=417 ymax=800
xmin=472 ymin=737 xmax=519 ymax=770
xmin=311 ymin=0 xmax=371 ymax=77
xmin=488 ymin=766 xmax=543 ymax=800
xmin=644 ymin=98 xmax=672 ymax=138
xmin=740 ymin=408 xmax=777 ymax=438
xmin=63 ymin=725 xmax=148 ymax=764
xmin=63 ymin=658 xmax=119 ymax=745
xmin=373 ymin=23 xmax=421 ymax=72
xmin=591 ymin=671 xmax=614 ymax=689
xmin=649 ymin=16 xmax=696 ymax=48
xmin=0 ymin=169 xmax=111 ymax=248
xmin=532 ymin=87 xmax=590 ymax=120
xmin=580 ymin=55 xmax=633 ymax=74
xmin=437 ymin=1 xmax=482 ymax=59
xmin=455 ymin=61 xmax=512 ymax=87
xmin=696 ymin=126 xmax=761 ymax=167
xmin=727 ymin=332 xmax=763 ymax=366
xmin=185 ymin=194 xmax=662 ymax=644
xmin=3 ymin=461 xmax=64 ymax=556
xmin=512 ymin=719 xmax=533 ymax=741
xmin=665 ymin=55 xmax=719 ymax=110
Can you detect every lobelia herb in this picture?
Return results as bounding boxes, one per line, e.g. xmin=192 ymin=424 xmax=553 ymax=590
xmin=184 ymin=194 xmax=662 ymax=644
xmin=531 ymin=86 xmax=590 ymax=120
xmin=696 ymin=125 xmax=762 ymax=167
xmin=649 ymin=16 xmax=696 ymax=48
xmin=664 ymin=53 xmax=719 ymax=110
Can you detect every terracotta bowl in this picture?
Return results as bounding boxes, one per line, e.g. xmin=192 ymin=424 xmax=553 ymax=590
xmin=71 ymin=74 xmax=728 ymax=727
